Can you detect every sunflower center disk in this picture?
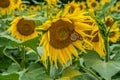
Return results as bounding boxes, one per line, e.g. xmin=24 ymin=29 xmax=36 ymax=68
xmin=58 ymin=28 xmax=69 ymax=40
xmin=92 ymin=34 xmax=99 ymax=42
xmin=69 ymin=6 xmax=75 ymax=13
xmin=109 ymin=32 xmax=115 ymax=38
xmin=79 ymin=5 xmax=83 ymax=10
xmin=91 ymin=2 xmax=97 ymax=7
xmin=105 ymin=18 xmax=112 ymax=27
xmin=0 ymin=0 xmax=10 ymax=8
xmin=118 ymin=6 xmax=120 ymax=10
xmin=17 ymin=18 xmax=35 ymax=36
xmin=49 ymin=20 xmax=74 ymax=49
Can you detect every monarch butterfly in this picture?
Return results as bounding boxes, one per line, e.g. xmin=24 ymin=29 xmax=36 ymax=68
xmin=70 ymin=31 xmax=83 ymax=42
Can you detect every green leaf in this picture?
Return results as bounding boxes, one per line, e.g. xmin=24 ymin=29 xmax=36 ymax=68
xmin=112 ymin=52 xmax=120 ymax=62
xmin=7 ymin=63 xmax=20 ymax=73
xmin=31 ymin=0 xmax=39 ymax=4
xmin=93 ymin=16 xmax=106 ymax=37
xmin=113 ymin=78 xmax=120 ymax=80
xmin=22 ymin=1 xmax=30 ymax=4
xmin=112 ymin=72 xmax=120 ymax=80
xmin=19 ymin=63 xmax=52 ymax=80
xmin=71 ymin=73 xmax=96 ymax=80
xmin=24 ymin=16 xmax=47 ymax=23
xmin=0 ymin=37 xmax=9 ymax=46
xmin=0 ymin=57 xmax=12 ymax=70
xmin=37 ymin=47 xmax=44 ymax=56
xmin=111 ymin=11 xmax=120 ymax=20
xmin=0 ymin=46 xmax=5 ymax=55
xmin=3 ymin=47 xmax=21 ymax=68
xmin=0 ymin=33 xmax=21 ymax=44
xmin=26 ymin=50 xmax=38 ymax=61
xmin=0 ymin=73 xmax=19 ymax=80
xmin=58 ymin=77 xmax=70 ymax=80
xmin=102 ymin=0 xmax=117 ymax=13
xmin=110 ymin=44 xmax=120 ymax=54
xmin=61 ymin=66 xmax=81 ymax=79
xmin=50 ymin=65 xmax=56 ymax=79
xmin=21 ymin=37 xmax=39 ymax=51
xmin=92 ymin=61 xmax=120 ymax=80
xmin=27 ymin=63 xmax=41 ymax=71
xmin=82 ymin=50 xmax=101 ymax=67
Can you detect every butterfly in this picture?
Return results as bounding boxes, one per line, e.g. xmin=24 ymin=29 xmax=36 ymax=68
xmin=70 ymin=31 xmax=83 ymax=42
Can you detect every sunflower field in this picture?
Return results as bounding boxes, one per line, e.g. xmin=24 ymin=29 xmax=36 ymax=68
xmin=0 ymin=0 xmax=120 ymax=80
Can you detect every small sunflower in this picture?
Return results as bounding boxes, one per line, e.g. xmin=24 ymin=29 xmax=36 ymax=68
xmin=109 ymin=6 xmax=115 ymax=12
xmin=35 ymin=5 xmax=41 ymax=11
xmin=64 ymin=0 xmax=79 ymax=14
xmin=28 ymin=5 xmax=37 ymax=13
xmin=115 ymin=2 xmax=120 ymax=11
xmin=109 ymin=28 xmax=120 ymax=43
xmin=38 ymin=11 xmax=92 ymax=67
xmin=104 ymin=16 xmax=120 ymax=43
xmin=78 ymin=2 xmax=86 ymax=11
xmin=105 ymin=16 xmax=118 ymax=28
xmin=87 ymin=0 xmax=99 ymax=15
xmin=87 ymin=0 xmax=99 ymax=9
xmin=45 ymin=0 xmax=57 ymax=7
xmin=8 ymin=16 xmax=38 ymax=41
xmin=19 ymin=4 xmax=27 ymax=11
xmin=13 ymin=0 xmax=22 ymax=9
xmin=0 ymin=0 xmax=15 ymax=15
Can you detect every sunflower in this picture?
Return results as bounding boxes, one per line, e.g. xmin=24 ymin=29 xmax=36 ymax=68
xmin=8 ymin=16 xmax=38 ymax=41
xmin=115 ymin=2 xmax=120 ymax=11
xmin=64 ymin=0 xmax=79 ymax=14
xmin=104 ymin=16 xmax=120 ymax=42
xmin=35 ymin=5 xmax=41 ymax=11
xmin=91 ymin=30 xmax=105 ymax=57
xmin=38 ymin=10 xmax=92 ymax=67
xmin=0 ymin=0 xmax=15 ymax=15
xmin=105 ymin=16 xmax=118 ymax=28
xmin=85 ymin=28 xmax=105 ymax=57
xmin=78 ymin=2 xmax=86 ymax=11
xmin=87 ymin=0 xmax=99 ymax=15
xmin=83 ymin=17 xmax=105 ymax=57
xmin=13 ymin=0 xmax=22 ymax=9
xmin=28 ymin=5 xmax=37 ymax=13
xmin=45 ymin=0 xmax=57 ymax=7
xmin=109 ymin=6 xmax=115 ymax=12
xmin=109 ymin=28 xmax=120 ymax=43
xmin=19 ymin=4 xmax=27 ymax=11
xmin=87 ymin=0 xmax=99 ymax=9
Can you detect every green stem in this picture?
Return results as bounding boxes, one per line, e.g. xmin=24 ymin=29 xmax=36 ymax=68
xmin=104 ymin=36 xmax=110 ymax=62
xmin=47 ymin=58 xmax=50 ymax=76
xmin=105 ymin=21 xmax=115 ymax=62
xmin=81 ymin=66 xmax=102 ymax=80
xmin=21 ymin=46 xmax=26 ymax=69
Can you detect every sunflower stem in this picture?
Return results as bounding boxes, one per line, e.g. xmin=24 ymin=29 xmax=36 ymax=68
xmin=46 ymin=57 xmax=51 ymax=76
xmin=21 ymin=46 xmax=26 ymax=69
xmin=105 ymin=20 xmax=116 ymax=62
xmin=104 ymin=36 xmax=110 ymax=62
